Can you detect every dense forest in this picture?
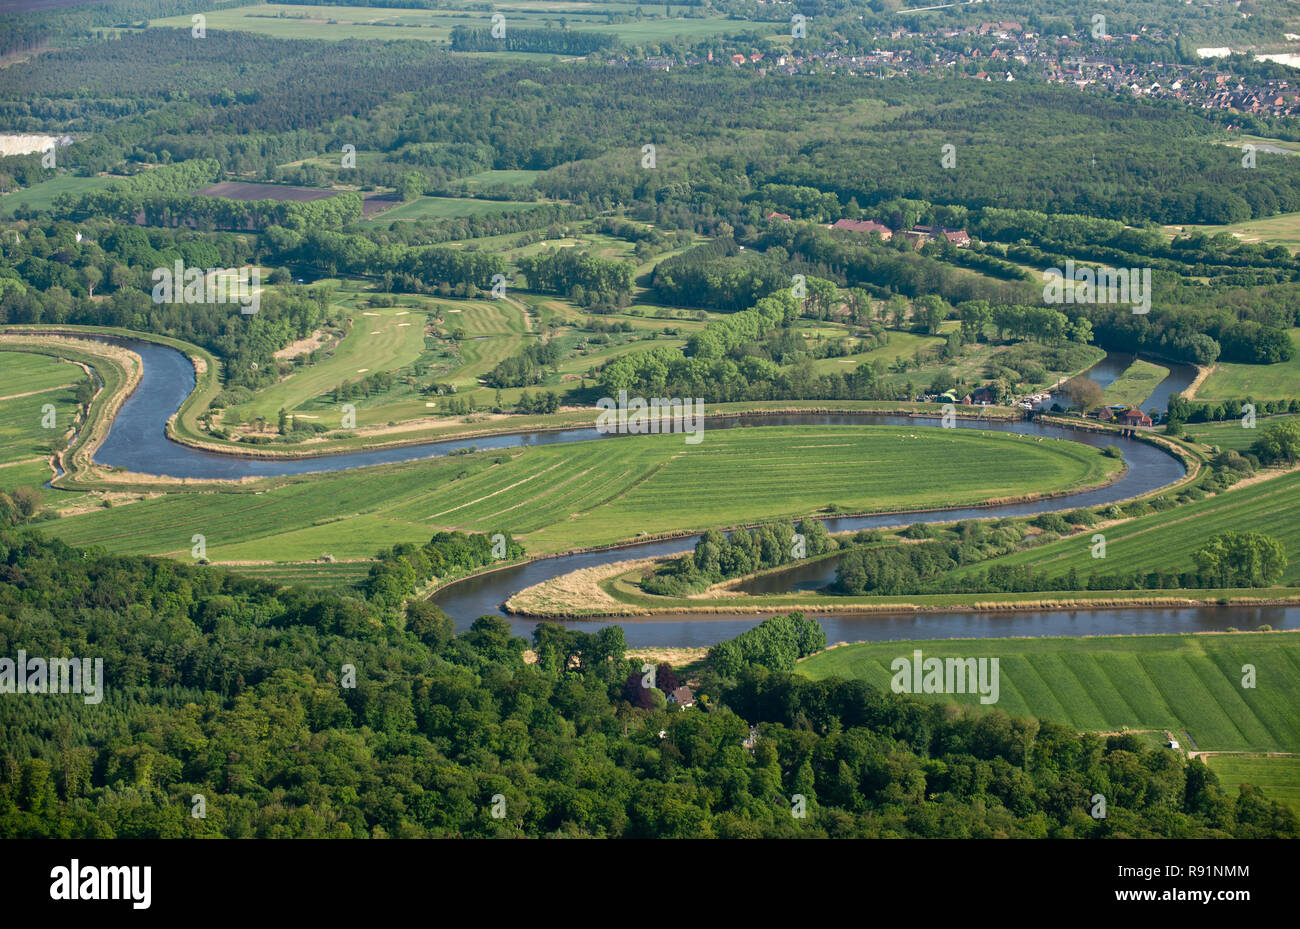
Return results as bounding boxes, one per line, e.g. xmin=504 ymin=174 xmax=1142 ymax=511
xmin=1 ymin=532 xmax=1294 ymax=838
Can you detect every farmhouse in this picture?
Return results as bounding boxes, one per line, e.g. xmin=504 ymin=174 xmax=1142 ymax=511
xmin=832 ymin=218 xmax=892 ymax=238
xmin=1119 ymin=408 xmax=1153 ymax=427
xmin=970 ymin=385 xmax=997 ymax=404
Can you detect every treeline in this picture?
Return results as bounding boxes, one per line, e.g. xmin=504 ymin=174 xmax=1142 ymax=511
xmin=268 ymin=228 xmax=505 ymax=294
xmin=484 ymin=340 xmax=561 ymax=388
xmin=515 ymin=248 xmax=634 ymax=309
xmin=706 ymin=613 xmax=827 ymax=677
xmin=449 ymin=25 xmax=617 ymax=56
xmin=651 ymin=238 xmax=789 ymax=311
xmin=0 ymin=533 xmax=1294 ymax=838
xmin=643 ymin=520 xmax=837 ymax=598
xmin=362 ymin=531 xmax=524 ymax=610
xmin=598 ymin=292 xmax=912 ymax=403
xmin=1168 ymin=395 xmax=1300 ymax=426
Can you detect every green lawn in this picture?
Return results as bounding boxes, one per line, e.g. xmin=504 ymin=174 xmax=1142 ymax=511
xmin=1101 ymin=359 xmax=1168 ymax=410
xmin=44 ymin=424 xmax=1121 ymax=560
xmin=228 ymin=304 xmax=431 ymax=427
xmin=1205 ymin=755 xmax=1300 ymax=814
xmin=1198 ymin=329 xmax=1300 ymax=400
xmin=798 ymin=632 xmax=1300 ymax=754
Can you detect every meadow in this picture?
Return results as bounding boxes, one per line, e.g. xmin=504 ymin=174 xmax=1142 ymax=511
xmin=0 ymin=350 xmax=85 ymax=493
xmin=798 ymin=632 xmax=1300 ymax=754
xmin=942 ymin=468 xmax=1300 ymax=586
xmin=0 ymin=174 xmax=114 ymax=217
xmin=43 ymin=424 xmax=1121 ymax=561
xmin=1100 ymin=358 xmax=1167 ymax=410
xmin=1183 ymin=413 xmax=1300 ymax=451
xmin=1205 ymin=755 xmax=1300 ymax=814
xmin=1197 ymin=329 xmax=1300 ymax=400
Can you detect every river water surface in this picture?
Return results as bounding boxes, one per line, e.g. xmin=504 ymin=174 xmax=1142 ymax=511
xmin=89 ymin=338 xmax=1296 ymax=646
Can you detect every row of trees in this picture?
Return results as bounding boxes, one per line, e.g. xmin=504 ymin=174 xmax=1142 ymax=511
xmin=643 ymin=520 xmax=836 ymax=597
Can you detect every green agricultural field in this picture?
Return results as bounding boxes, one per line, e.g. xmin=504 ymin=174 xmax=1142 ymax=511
xmin=1183 ymin=413 xmax=1300 ymax=451
xmin=798 ymin=632 xmax=1300 ymax=754
xmin=363 ymin=195 xmax=542 ymax=222
xmin=943 ymin=468 xmax=1300 ymax=586
xmin=1198 ymin=329 xmax=1300 ymax=400
xmin=1101 ymin=359 xmax=1168 ymax=410
xmin=0 ymin=174 xmax=115 ymax=217
xmin=44 ymin=424 xmax=1121 ymax=561
xmin=223 ymin=560 xmax=373 ymax=590
xmin=1205 ymin=755 xmax=1300 ymax=814
xmin=0 ymin=350 xmax=87 ymax=493
xmin=227 ymin=304 xmax=431 ymax=427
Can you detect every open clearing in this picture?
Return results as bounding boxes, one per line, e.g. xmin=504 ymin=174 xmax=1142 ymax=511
xmin=1198 ymin=329 xmax=1300 ymax=400
xmin=228 ymin=304 xmax=430 ymax=426
xmin=0 ymin=174 xmax=115 ymax=217
xmin=798 ymin=632 xmax=1300 ymax=754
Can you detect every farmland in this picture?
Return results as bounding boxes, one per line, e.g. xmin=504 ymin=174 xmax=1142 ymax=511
xmin=798 ymin=632 xmax=1300 ymax=754
xmin=0 ymin=350 xmax=85 ymax=493
xmin=42 ymin=425 xmax=1121 ymax=561
xmin=1206 ymin=755 xmax=1300 ymax=814
xmin=196 ymin=180 xmax=342 ymax=202
xmin=941 ymin=468 xmax=1300 ymax=586
xmin=0 ymin=174 xmax=114 ymax=217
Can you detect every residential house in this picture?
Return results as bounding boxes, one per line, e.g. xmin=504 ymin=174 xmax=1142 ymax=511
xmin=668 ymin=686 xmax=695 ymax=708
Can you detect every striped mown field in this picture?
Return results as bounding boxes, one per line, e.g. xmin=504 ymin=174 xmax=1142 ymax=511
xmin=1206 ymin=755 xmax=1300 ymax=814
xmin=43 ymin=424 xmax=1119 ymax=560
xmin=798 ymin=632 xmax=1300 ymax=753
xmin=942 ymin=468 xmax=1300 ymax=586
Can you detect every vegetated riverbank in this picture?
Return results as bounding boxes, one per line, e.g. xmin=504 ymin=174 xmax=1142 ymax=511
xmin=0 ymin=333 xmax=142 ymax=489
xmin=0 ymin=325 xmax=1059 ymax=465
xmin=506 ymin=549 xmax=1300 ymax=618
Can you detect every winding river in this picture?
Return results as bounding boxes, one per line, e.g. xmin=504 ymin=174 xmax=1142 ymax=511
xmin=85 ymin=338 xmax=1300 ymax=645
